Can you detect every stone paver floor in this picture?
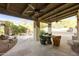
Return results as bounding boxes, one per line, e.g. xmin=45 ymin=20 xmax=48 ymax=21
xmin=3 ymin=34 xmax=78 ymax=56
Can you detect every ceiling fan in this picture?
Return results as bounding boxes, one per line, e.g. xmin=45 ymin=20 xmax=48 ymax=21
xmin=25 ymin=4 xmax=46 ymax=17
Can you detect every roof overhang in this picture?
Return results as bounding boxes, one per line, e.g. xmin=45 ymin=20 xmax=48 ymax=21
xmin=0 ymin=3 xmax=78 ymax=23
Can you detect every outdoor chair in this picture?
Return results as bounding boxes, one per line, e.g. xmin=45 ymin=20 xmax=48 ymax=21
xmin=46 ymin=34 xmax=52 ymax=44
xmin=52 ymin=36 xmax=61 ymax=46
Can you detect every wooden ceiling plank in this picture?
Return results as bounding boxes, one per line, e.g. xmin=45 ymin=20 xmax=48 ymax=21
xmin=38 ymin=4 xmax=76 ymax=20
xmin=51 ymin=13 xmax=76 ymax=22
xmin=49 ymin=10 xmax=77 ymax=22
xmin=42 ymin=12 xmax=76 ymax=23
xmin=38 ymin=3 xmax=63 ymax=17
xmin=45 ymin=5 xmax=79 ymax=20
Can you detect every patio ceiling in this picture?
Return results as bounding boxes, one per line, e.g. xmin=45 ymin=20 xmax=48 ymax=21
xmin=0 ymin=3 xmax=78 ymax=23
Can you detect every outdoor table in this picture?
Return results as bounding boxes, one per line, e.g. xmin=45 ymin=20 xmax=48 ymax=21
xmin=42 ymin=35 xmax=52 ymax=44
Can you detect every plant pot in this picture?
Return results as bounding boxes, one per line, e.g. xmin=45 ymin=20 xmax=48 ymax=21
xmin=52 ymin=36 xmax=61 ymax=46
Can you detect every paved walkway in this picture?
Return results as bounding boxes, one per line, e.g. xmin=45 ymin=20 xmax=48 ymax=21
xmin=3 ymin=34 xmax=78 ymax=56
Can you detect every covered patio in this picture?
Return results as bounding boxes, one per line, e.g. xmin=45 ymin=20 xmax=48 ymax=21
xmin=0 ymin=3 xmax=79 ymax=56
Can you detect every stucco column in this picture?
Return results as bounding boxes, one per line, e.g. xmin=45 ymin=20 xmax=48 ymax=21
xmin=34 ymin=20 xmax=40 ymax=41
xmin=77 ymin=9 xmax=79 ymax=40
xmin=48 ymin=22 xmax=52 ymax=34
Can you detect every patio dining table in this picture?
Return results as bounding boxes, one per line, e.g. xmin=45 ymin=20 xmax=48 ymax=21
xmin=42 ymin=35 xmax=52 ymax=44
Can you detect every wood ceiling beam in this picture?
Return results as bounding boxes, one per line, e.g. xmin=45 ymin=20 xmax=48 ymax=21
xmin=6 ymin=3 xmax=10 ymax=10
xmin=41 ymin=12 xmax=76 ymax=23
xmin=45 ymin=4 xmax=79 ymax=20
xmin=22 ymin=6 xmax=30 ymax=15
xmin=38 ymin=3 xmax=63 ymax=18
xmin=50 ymin=9 xmax=77 ymax=22
xmin=52 ymin=12 xmax=76 ymax=22
xmin=38 ymin=4 xmax=76 ymax=20
xmin=22 ymin=4 xmax=35 ymax=16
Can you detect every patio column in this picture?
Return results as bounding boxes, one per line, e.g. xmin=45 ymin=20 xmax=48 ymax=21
xmin=34 ymin=20 xmax=40 ymax=41
xmin=48 ymin=22 xmax=52 ymax=34
xmin=77 ymin=9 xmax=79 ymax=40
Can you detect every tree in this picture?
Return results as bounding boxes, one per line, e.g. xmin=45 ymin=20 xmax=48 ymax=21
xmin=9 ymin=23 xmax=19 ymax=35
xmin=4 ymin=21 xmax=29 ymax=35
xmin=10 ymin=24 xmax=27 ymax=35
xmin=18 ymin=25 xmax=27 ymax=33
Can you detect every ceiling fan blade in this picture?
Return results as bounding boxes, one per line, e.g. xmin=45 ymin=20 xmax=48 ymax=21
xmin=39 ymin=9 xmax=46 ymax=13
xmin=40 ymin=10 xmax=45 ymax=13
xmin=28 ymin=4 xmax=35 ymax=10
xmin=27 ymin=11 xmax=33 ymax=12
xmin=34 ymin=12 xmax=40 ymax=17
xmin=25 ymin=11 xmax=34 ymax=14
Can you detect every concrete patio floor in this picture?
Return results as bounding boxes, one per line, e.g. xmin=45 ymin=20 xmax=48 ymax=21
xmin=3 ymin=34 xmax=78 ymax=56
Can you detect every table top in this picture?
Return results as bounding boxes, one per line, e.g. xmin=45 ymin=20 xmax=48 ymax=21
xmin=42 ymin=35 xmax=51 ymax=37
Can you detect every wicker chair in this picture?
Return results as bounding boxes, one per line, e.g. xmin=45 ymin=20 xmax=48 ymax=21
xmin=52 ymin=36 xmax=61 ymax=46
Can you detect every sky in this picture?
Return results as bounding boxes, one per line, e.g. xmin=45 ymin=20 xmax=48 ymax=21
xmin=0 ymin=13 xmax=77 ymax=25
xmin=0 ymin=13 xmax=33 ymax=25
